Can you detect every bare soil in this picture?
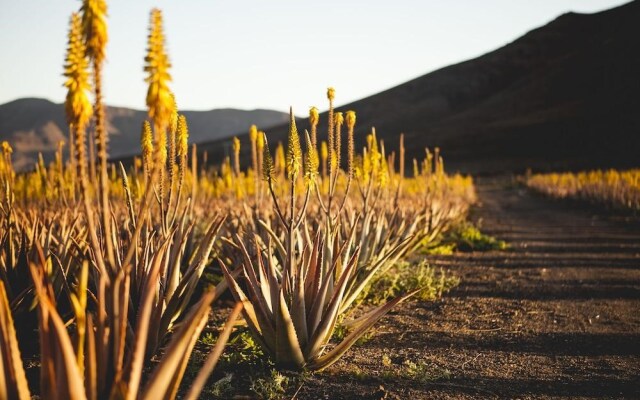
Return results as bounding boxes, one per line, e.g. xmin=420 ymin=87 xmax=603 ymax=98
xmin=292 ymin=178 xmax=640 ymax=399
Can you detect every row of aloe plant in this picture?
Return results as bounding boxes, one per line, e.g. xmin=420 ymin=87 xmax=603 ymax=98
xmin=0 ymin=2 xmax=476 ymax=398
xmin=0 ymin=3 xmax=242 ymax=399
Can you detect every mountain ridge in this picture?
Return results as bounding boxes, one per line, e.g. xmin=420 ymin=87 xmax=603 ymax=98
xmin=0 ymin=97 xmax=288 ymax=170
xmin=199 ymin=0 xmax=640 ymax=174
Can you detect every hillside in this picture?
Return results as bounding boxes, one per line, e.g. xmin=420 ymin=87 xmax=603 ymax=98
xmin=0 ymin=98 xmax=287 ymax=170
xmin=200 ymin=0 xmax=640 ymax=174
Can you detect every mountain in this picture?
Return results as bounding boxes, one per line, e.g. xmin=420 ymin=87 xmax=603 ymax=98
xmin=0 ymin=98 xmax=288 ymax=170
xmin=200 ymin=0 xmax=640 ymax=174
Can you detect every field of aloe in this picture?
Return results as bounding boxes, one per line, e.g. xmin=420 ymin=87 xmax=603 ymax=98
xmin=0 ymin=3 xmax=476 ymax=399
xmin=526 ymin=169 xmax=640 ymax=212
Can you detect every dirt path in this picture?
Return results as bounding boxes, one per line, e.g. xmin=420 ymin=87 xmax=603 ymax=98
xmin=297 ymin=178 xmax=640 ymax=399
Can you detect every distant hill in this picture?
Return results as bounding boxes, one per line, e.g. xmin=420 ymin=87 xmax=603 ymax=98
xmin=200 ymin=0 xmax=640 ymax=174
xmin=0 ymin=98 xmax=288 ymax=170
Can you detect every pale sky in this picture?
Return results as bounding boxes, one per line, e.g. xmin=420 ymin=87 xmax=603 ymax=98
xmin=0 ymin=0 xmax=630 ymax=114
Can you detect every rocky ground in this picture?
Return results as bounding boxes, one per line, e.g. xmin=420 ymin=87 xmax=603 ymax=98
xmin=292 ymin=178 xmax=640 ymax=399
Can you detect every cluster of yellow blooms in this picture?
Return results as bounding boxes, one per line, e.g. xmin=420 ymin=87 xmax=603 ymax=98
xmin=527 ymin=169 xmax=640 ymax=211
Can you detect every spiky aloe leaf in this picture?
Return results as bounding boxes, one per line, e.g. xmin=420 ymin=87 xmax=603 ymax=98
xmin=220 ymin=260 xmax=275 ymax=353
xmin=85 ymin=314 xmax=97 ymax=400
xmin=30 ymin=262 xmax=86 ymax=400
xmin=290 ymin=244 xmax=309 ymax=351
xmin=275 ymin=289 xmax=305 ymax=368
xmin=141 ymin=289 xmax=220 ymax=400
xmin=158 ymin=215 xmax=226 ymax=346
xmin=0 ymin=281 xmax=31 ymax=400
xmin=305 ymin=246 xmax=360 ymax=360
xmin=257 ymin=219 xmax=287 ymax=264
xmin=235 ymin=237 xmax=274 ymax=324
xmin=123 ymin=237 xmax=171 ymax=399
xmin=303 ymin=230 xmax=323 ymax=311
xmin=183 ymin=302 xmax=243 ymax=400
xmin=307 ymin=289 xmax=419 ymax=371
xmin=68 ymin=261 xmax=88 ymax=373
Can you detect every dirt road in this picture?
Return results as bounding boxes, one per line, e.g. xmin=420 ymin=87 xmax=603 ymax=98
xmin=298 ymin=179 xmax=640 ymax=399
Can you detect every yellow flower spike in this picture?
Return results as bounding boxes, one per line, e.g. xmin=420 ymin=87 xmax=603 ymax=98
xmin=370 ymin=130 xmax=379 ymax=154
xmin=57 ymin=140 xmax=65 ymax=156
xmin=353 ymin=155 xmax=363 ymax=179
xmin=81 ymin=0 xmax=110 ymax=249
xmin=157 ymin=129 xmax=168 ymax=169
xmin=248 ymin=124 xmax=259 ymax=193
xmin=232 ymin=136 xmax=241 ymax=155
xmin=425 ymin=148 xmax=433 ymax=175
xmin=177 ymin=115 xmax=189 ymax=158
xmin=232 ymin=136 xmax=241 ymax=176
xmin=169 ymin=93 xmax=179 ymax=134
xmin=304 ymin=131 xmax=319 ymax=188
xmin=345 ymin=110 xmax=356 ymax=129
xmin=309 ymin=106 xmax=319 ymax=148
xmin=399 ymin=133 xmax=405 ymax=178
xmin=327 ymin=87 xmax=335 ymax=101
xmin=256 ymin=130 xmax=265 ymax=151
xmin=63 ymin=12 xmax=93 ymax=132
xmin=2 ymin=141 xmax=13 ymax=155
xmin=141 ymin=120 xmax=154 ymax=175
xmin=320 ymin=140 xmax=328 ymax=181
xmin=363 ymin=147 xmax=372 ymax=178
xmin=326 ymin=88 xmax=336 ymax=178
xmin=309 ymin=107 xmax=319 ymax=127
xmin=366 ymin=134 xmax=374 ymax=151
xmin=286 ymin=108 xmax=302 ymax=180
xmin=256 ymin=130 xmax=265 ymax=179
xmin=345 ymin=111 xmax=356 ymax=177
xmin=80 ymin=0 xmax=108 ymax=65
xmin=330 ymin=153 xmax=338 ymax=173
xmin=333 ymin=112 xmax=344 ymax=169
xmin=222 ymin=158 xmax=233 ymax=188
xmin=168 ymin=117 xmax=180 ymax=188
xmin=249 ymin=125 xmax=258 ymax=143
xmin=262 ymin=133 xmax=275 ymax=182
xmin=378 ymin=142 xmax=389 ymax=188
xmin=144 ymin=8 xmax=173 ymax=132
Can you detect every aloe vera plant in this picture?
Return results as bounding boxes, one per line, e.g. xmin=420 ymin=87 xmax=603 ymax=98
xmin=221 ymin=110 xmax=417 ymax=371
xmin=21 ymin=254 xmax=242 ymax=400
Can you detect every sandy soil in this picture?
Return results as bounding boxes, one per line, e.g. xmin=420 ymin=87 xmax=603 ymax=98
xmin=293 ymin=178 xmax=640 ymax=399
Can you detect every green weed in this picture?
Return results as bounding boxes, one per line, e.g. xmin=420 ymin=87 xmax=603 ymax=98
xmin=359 ymin=260 xmax=459 ymax=306
xmin=250 ymin=369 xmax=291 ymax=399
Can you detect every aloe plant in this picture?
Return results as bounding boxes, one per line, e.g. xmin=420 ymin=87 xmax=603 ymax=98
xmin=23 ymin=255 xmax=241 ymax=400
xmin=221 ymin=109 xmax=417 ymax=371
